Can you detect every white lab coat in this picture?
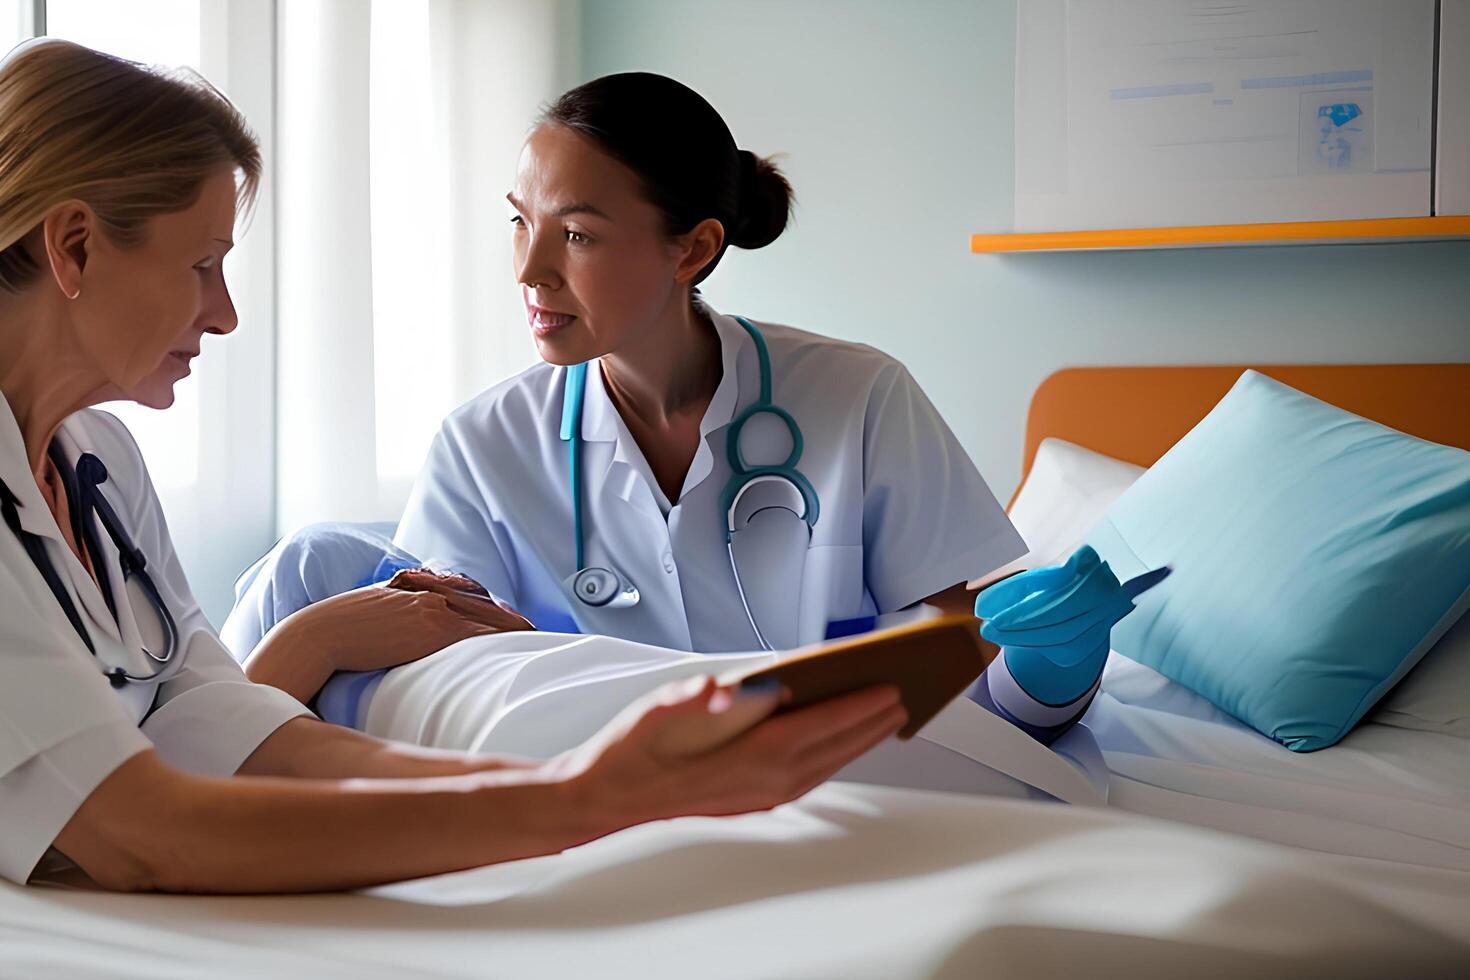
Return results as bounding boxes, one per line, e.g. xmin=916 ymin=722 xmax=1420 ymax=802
xmin=0 ymin=396 xmax=308 ymax=884
xmin=395 ymin=306 xmax=1025 ymax=652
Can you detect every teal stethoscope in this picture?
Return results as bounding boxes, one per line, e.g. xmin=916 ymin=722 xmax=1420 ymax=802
xmin=559 ymin=316 xmax=818 ymax=650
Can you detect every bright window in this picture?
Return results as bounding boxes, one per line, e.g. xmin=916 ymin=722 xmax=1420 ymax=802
xmin=47 ymin=0 xmax=205 ymax=490
xmin=368 ymin=0 xmax=456 ymax=480
xmin=31 ymin=0 xmax=278 ymax=626
xmin=0 ymin=2 xmax=25 ymax=51
xmin=46 ymin=0 xmax=199 ymax=70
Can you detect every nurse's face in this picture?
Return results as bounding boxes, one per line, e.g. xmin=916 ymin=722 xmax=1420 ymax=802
xmin=508 ymin=123 xmax=699 ymax=366
xmin=69 ymin=168 xmax=240 ymax=409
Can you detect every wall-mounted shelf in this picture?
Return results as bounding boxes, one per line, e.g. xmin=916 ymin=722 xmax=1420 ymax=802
xmin=970 ymin=216 xmax=1470 ymax=254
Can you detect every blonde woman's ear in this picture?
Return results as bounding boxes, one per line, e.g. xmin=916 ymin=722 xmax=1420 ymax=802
xmin=0 ymin=39 xmax=261 ymax=296
xmin=41 ymin=202 xmax=91 ymax=302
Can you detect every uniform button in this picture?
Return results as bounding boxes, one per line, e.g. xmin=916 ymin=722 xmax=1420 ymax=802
xmin=662 ymin=550 xmax=675 ymax=574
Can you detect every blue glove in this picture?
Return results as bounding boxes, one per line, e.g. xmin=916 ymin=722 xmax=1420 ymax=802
xmin=967 ymin=545 xmax=1170 ymax=745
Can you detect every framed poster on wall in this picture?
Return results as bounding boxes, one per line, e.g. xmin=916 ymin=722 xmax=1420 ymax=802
xmin=1439 ymin=0 xmax=1470 ymax=216
xmin=1015 ymin=0 xmax=1439 ymax=231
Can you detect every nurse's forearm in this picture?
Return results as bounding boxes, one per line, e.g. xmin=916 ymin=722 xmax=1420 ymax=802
xmin=244 ymin=586 xmax=526 ymax=703
xmin=56 ymin=750 xmax=612 ymax=894
xmin=244 ymin=625 xmax=336 ymax=703
xmin=237 ymin=716 xmax=537 ymax=779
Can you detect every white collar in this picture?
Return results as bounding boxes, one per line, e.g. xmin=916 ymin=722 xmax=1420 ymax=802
xmin=0 ymin=392 xmax=64 ymax=541
xmin=0 ymin=394 xmax=127 ymax=644
xmin=572 ymin=303 xmax=756 ymax=502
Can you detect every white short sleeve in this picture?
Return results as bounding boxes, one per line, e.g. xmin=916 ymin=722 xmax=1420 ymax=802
xmin=143 ymin=633 xmax=311 ymax=776
xmin=0 ymin=412 xmax=309 ymax=885
xmin=394 ymin=422 xmax=521 ymax=605
xmin=860 ymin=364 xmax=1024 ymax=611
xmin=0 ymin=722 xmax=150 ymax=884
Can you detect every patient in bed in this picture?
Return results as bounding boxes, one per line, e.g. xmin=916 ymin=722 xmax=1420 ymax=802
xmin=224 ymin=524 xmax=1109 ymax=801
xmin=223 ymin=523 xmax=761 ymax=745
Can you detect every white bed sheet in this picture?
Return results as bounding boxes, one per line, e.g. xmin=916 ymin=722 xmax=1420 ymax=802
xmin=360 ymin=631 xmax=1113 ymax=808
xmin=8 ymin=643 xmax=1470 ymax=976
xmin=1090 ymin=654 xmax=1470 ymax=869
xmin=362 ymin=630 xmax=1470 ymax=869
xmin=4 ymin=783 xmax=1467 ymax=979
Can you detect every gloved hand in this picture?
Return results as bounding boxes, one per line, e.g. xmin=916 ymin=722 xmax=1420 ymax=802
xmin=968 ymin=545 xmax=1170 ymax=745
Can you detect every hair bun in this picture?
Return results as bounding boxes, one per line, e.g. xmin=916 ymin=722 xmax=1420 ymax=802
xmin=731 ymin=150 xmax=792 ymax=250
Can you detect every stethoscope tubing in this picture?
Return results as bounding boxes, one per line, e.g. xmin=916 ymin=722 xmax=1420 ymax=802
xmin=563 ymin=316 xmax=816 ymax=652
xmin=0 ymin=448 xmax=179 ymax=687
xmin=727 ymin=540 xmax=775 ymax=651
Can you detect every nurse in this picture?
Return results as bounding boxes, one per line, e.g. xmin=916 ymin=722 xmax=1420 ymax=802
xmin=0 ymin=39 xmax=904 ymax=892
xmin=390 ymin=72 xmax=1023 ymax=653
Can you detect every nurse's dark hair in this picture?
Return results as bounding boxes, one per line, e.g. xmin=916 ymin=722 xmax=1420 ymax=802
xmin=0 ymin=39 xmax=261 ymax=293
xmin=541 ymin=72 xmax=793 ymax=284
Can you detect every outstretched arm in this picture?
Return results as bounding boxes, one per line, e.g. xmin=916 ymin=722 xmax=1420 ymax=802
xmin=54 ymin=747 xmax=595 ymax=894
xmin=53 ymin=680 xmax=904 ymax=894
xmin=235 ymin=715 xmax=537 ymax=779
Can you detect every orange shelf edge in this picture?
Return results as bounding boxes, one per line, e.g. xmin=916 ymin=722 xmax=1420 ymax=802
xmin=970 ymin=216 xmax=1470 ymax=253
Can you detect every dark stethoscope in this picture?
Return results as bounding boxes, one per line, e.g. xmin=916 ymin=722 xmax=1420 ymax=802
xmin=559 ymin=315 xmax=819 ymax=650
xmin=0 ymin=445 xmax=179 ymax=688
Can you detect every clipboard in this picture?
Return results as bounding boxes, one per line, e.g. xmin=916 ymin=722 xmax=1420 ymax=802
xmin=727 ymin=614 xmax=992 ymax=740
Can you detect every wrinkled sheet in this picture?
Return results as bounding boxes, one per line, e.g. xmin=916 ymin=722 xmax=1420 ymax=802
xmin=360 ymin=632 xmax=1111 ymax=805
xmin=1091 ymin=655 xmax=1470 ymax=869
xmin=365 ymin=630 xmax=1470 ymax=867
xmin=5 ymin=783 xmax=1468 ymax=979
xmin=10 ymin=634 xmax=1470 ymax=978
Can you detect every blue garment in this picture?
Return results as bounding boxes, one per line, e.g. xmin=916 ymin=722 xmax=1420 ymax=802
xmin=222 ymin=521 xmax=413 ymax=662
xmin=356 ymin=553 xmax=422 ymax=590
xmin=222 ymin=522 xmax=418 ymax=727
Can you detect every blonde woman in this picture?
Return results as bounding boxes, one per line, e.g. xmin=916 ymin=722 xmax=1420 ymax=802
xmin=0 ymin=39 xmax=905 ymax=894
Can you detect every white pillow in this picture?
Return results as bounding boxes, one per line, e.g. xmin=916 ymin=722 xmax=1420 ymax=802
xmin=1372 ymin=610 xmax=1470 ymax=738
xmin=970 ymin=438 xmax=1145 ymax=588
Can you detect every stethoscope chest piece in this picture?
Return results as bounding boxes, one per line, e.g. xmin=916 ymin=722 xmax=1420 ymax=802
xmin=565 ymin=565 xmax=640 ymax=609
xmin=559 ymin=316 xmax=820 ymax=650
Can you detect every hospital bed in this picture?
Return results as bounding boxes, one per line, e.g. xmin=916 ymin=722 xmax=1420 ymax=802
xmin=1004 ymin=364 xmax=1470 ymax=871
xmin=4 ymin=363 xmax=1467 ymax=978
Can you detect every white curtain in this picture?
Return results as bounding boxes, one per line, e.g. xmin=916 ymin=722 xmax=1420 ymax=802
xmin=276 ymin=0 xmax=577 ymax=532
xmin=58 ymin=0 xmax=278 ymax=627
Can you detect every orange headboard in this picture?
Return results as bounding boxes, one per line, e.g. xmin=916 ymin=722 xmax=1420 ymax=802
xmin=1020 ymin=364 xmax=1470 ymax=486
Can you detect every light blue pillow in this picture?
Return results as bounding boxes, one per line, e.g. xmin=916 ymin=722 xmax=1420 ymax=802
xmin=1087 ymin=370 xmax=1470 ymax=751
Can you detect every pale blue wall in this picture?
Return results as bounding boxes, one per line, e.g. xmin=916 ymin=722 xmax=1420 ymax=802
xmin=581 ymin=0 xmax=1470 ymax=497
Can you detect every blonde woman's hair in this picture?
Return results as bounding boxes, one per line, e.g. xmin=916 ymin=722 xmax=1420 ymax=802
xmin=0 ymin=38 xmax=261 ymax=292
